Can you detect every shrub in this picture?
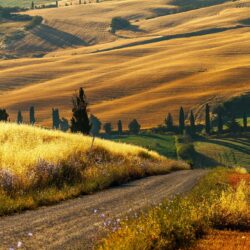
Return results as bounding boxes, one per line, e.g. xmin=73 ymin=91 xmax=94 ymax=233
xmin=177 ymin=143 xmax=196 ymax=166
xmin=25 ymin=16 xmax=43 ymax=30
xmin=110 ymin=17 xmax=131 ymax=33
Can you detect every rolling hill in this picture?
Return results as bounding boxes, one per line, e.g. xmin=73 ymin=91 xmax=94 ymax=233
xmin=0 ymin=0 xmax=249 ymax=128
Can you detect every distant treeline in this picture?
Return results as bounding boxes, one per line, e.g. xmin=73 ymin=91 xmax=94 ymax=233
xmin=0 ymin=87 xmax=249 ymax=137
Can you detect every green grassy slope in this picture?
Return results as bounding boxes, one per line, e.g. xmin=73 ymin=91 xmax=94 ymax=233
xmin=195 ymin=137 xmax=250 ymax=170
xmin=113 ymin=133 xmax=177 ymax=159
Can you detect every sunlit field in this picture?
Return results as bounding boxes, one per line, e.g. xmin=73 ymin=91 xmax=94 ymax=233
xmin=0 ymin=122 xmax=188 ymax=215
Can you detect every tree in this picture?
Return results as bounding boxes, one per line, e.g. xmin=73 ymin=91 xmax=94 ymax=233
xmin=117 ymin=120 xmax=123 ymax=135
xmin=31 ymin=1 xmax=35 ymax=9
xmin=205 ymin=104 xmax=211 ymax=134
xmin=243 ymin=111 xmax=248 ymax=131
xmin=103 ymin=122 xmax=112 ymax=135
xmin=56 ymin=1 xmax=59 ymax=7
xmin=90 ymin=114 xmax=102 ymax=136
xmin=165 ymin=113 xmax=174 ymax=131
xmin=128 ymin=119 xmax=140 ymax=134
xmin=52 ymin=108 xmax=60 ymax=129
xmin=70 ymin=87 xmax=91 ymax=134
xmin=179 ymin=107 xmax=185 ymax=134
xmin=30 ymin=106 xmax=35 ymax=125
xmin=227 ymin=116 xmax=241 ymax=133
xmin=189 ymin=110 xmax=196 ymax=135
xmin=59 ymin=118 xmax=69 ymax=132
xmin=0 ymin=109 xmax=9 ymax=121
xmin=17 ymin=110 xmax=23 ymax=124
xmin=217 ymin=110 xmax=223 ymax=134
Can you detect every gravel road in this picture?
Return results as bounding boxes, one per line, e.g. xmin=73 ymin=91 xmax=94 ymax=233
xmin=0 ymin=169 xmax=208 ymax=250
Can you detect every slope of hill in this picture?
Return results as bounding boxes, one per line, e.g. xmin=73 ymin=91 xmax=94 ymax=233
xmin=0 ymin=122 xmax=188 ymax=215
xmin=0 ymin=0 xmax=249 ymax=128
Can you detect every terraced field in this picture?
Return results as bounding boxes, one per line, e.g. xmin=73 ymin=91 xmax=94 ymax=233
xmin=0 ymin=0 xmax=249 ymax=128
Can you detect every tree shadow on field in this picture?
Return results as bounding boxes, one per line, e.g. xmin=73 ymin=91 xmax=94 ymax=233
xmin=194 ymin=151 xmax=221 ymax=168
xmin=31 ymin=24 xmax=88 ymax=47
xmin=95 ymin=25 xmax=248 ymax=53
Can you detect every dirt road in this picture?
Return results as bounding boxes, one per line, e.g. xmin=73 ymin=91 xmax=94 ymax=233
xmin=0 ymin=170 xmax=207 ymax=250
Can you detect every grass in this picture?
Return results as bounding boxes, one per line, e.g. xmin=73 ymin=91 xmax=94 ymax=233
xmin=113 ymin=133 xmax=177 ymax=159
xmin=0 ymin=122 xmax=188 ymax=216
xmin=98 ymin=168 xmax=250 ymax=249
xmin=195 ymin=137 xmax=250 ymax=170
xmin=191 ymin=229 xmax=250 ymax=250
xmin=0 ymin=0 xmax=57 ymax=8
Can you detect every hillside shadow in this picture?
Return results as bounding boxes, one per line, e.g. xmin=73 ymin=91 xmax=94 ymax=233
xmin=95 ymin=25 xmax=248 ymax=53
xmin=194 ymin=152 xmax=220 ymax=168
xmin=31 ymin=24 xmax=88 ymax=47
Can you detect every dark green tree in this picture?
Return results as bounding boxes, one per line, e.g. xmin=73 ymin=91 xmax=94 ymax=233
xmin=70 ymin=87 xmax=91 ymax=134
xmin=117 ymin=120 xmax=123 ymax=135
xmin=179 ymin=107 xmax=185 ymax=134
xmin=165 ymin=113 xmax=173 ymax=131
xmin=17 ymin=110 xmax=23 ymax=124
xmin=189 ymin=110 xmax=196 ymax=135
xmin=227 ymin=116 xmax=241 ymax=133
xmin=128 ymin=119 xmax=140 ymax=134
xmin=30 ymin=106 xmax=35 ymax=125
xmin=103 ymin=122 xmax=112 ymax=135
xmin=243 ymin=111 xmax=248 ymax=131
xmin=52 ymin=108 xmax=60 ymax=129
xmin=205 ymin=104 xmax=211 ymax=134
xmin=0 ymin=109 xmax=9 ymax=121
xmin=90 ymin=114 xmax=102 ymax=136
xmin=217 ymin=110 xmax=223 ymax=134
xmin=31 ymin=1 xmax=35 ymax=9
xmin=59 ymin=118 xmax=69 ymax=132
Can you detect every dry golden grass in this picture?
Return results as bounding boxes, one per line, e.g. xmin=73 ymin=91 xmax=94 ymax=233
xmin=0 ymin=122 xmax=165 ymax=175
xmin=0 ymin=122 xmax=188 ymax=215
xmin=192 ymin=230 xmax=250 ymax=250
xmin=0 ymin=0 xmax=249 ymax=127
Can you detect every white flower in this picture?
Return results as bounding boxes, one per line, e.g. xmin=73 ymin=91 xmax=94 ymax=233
xmin=28 ymin=232 xmax=33 ymax=237
xmin=17 ymin=241 xmax=22 ymax=248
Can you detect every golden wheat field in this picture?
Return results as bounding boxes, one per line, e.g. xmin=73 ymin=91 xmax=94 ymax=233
xmin=0 ymin=0 xmax=250 ymax=128
xmin=0 ymin=122 xmax=165 ymax=175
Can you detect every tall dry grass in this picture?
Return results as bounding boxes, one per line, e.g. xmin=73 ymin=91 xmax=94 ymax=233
xmin=0 ymin=122 xmax=189 ymax=215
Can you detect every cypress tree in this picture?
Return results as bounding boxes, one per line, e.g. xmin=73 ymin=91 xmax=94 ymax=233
xmin=52 ymin=108 xmax=60 ymax=129
xmin=103 ymin=122 xmax=112 ymax=135
xmin=117 ymin=120 xmax=123 ymax=135
xmin=31 ymin=1 xmax=35 ymax=9
xmin=217 ymin=110 xmax=223 ymax=134
xmin=179 ymin=107 xmax=185 ymax=134
xmin=128 ymin=119 xmax=140 ymax=134
xmin=205 ymin=104 xmax=210 ymax=134
xmin=165 ymin=113 xmax=173 ymax=131
xmin=243 ymin=111 xmax=247 ymax=131
xmin=30 ymin=106 xmax=35 ymax=125
xmin=70 ymin=87 xmax=91 ymax=134
xmin=17 ymin=110 xmax=23 ymax=124
xmin=90 ymin=114 xmax=102 ymax=136
xmin=0 ymin=109 xmax=9 ymax=121
xmin=190 ymin=110 xmax=196 ymax=135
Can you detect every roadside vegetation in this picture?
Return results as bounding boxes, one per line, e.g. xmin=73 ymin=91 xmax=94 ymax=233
xmin=0 ymin=122 xmax=188 ymax=216
xmin=99 ymin=167 xmax=250 ymax=249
